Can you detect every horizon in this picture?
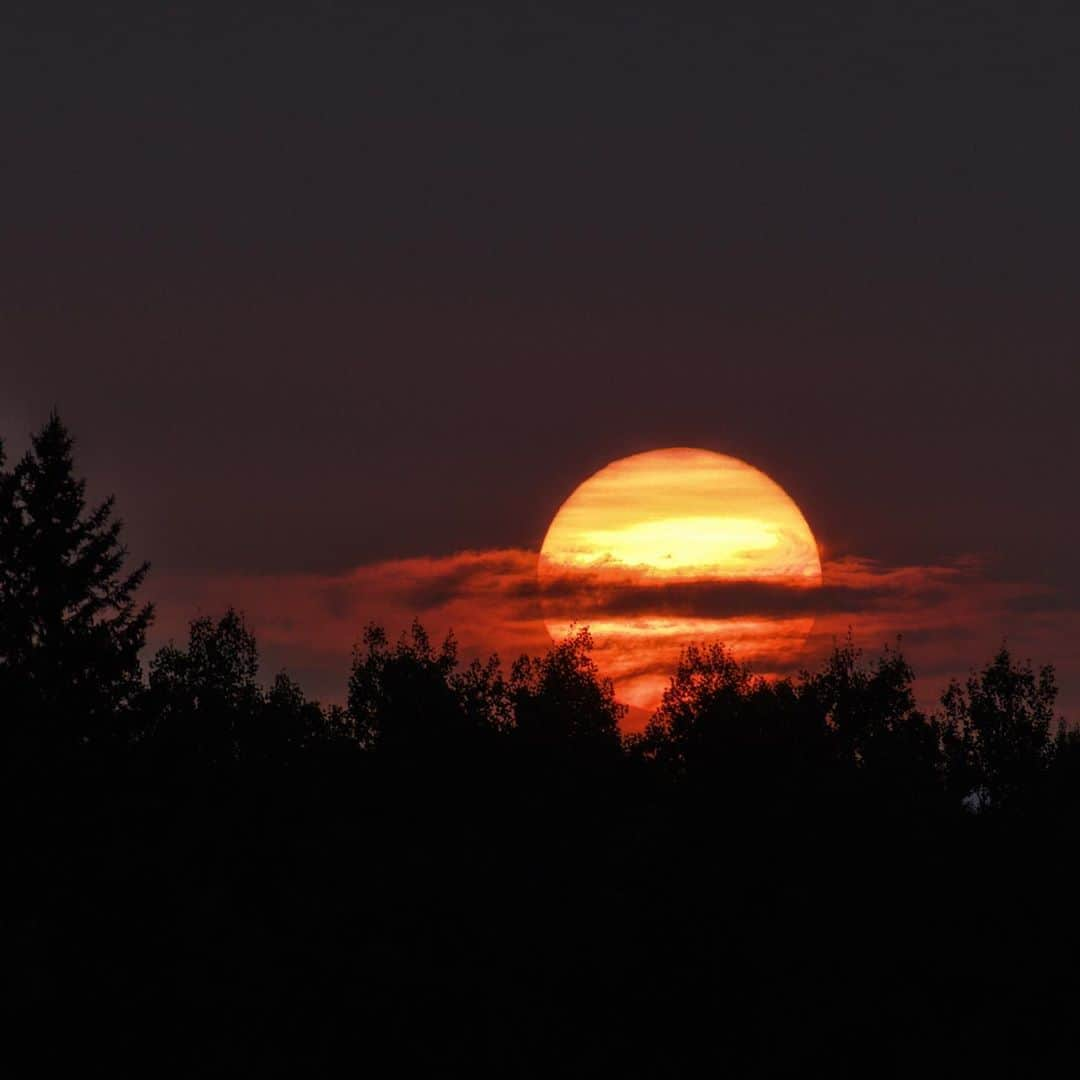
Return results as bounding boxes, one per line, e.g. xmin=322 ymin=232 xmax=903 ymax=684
xmin=4 ymin=412 xmax=1074 ymax=733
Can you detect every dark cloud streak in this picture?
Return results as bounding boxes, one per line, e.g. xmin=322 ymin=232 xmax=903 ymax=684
xmin=536 ymin=577 xmax=948 ymax=620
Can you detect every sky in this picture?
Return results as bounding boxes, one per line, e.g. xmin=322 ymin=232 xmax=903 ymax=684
xmin=3 ymin=3 xmax=1080 ymax=718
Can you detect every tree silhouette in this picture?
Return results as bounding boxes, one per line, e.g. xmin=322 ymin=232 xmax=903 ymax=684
xmin=509 ymin=627 xmax=624 ymax=752
xmin=8 ymin=409 xmax=1080 ymax=1075
xmin=260 ymin=670 xmax=338 ymax=759
xmin=452 ymin=652 xmax=512 ymax=733
xmin=347 ymin=619 xmax=465 ymax=752
xmin=801 ymin=637 xmax=944 ymax=799
xmin=941 ymin=646 xmax=1057 ymax=811
xmin=0 ymin=415 xmax=152 ymax=753
xmin=147 ymin=608 xmax=261 ymax=765
xmin=641 ymin=641 xmax=835 ymax=808
xmin=644 ymin=641 xmax=759 ymax=768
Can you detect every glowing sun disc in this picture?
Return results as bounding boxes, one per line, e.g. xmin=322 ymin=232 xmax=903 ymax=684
xmin=538 ymin=448 xmax=822 ymax=724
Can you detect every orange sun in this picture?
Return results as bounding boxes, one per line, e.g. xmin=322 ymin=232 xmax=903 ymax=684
xmin=538 ymin=448 xmax=822 ymax=725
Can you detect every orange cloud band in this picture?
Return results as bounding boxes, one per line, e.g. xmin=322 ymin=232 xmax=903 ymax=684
xmin=148 ymin=546 xmax=1078 ymax=730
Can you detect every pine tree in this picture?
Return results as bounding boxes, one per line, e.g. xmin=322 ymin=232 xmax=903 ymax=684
xmin=0 ymin=415 xmax=153 ymax=751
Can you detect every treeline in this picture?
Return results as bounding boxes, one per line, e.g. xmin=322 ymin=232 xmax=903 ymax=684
xmin=2 ymin=416 xmax=1073 ymax=812
xmin=3 ymin=416 xmax=1080 ymax=1075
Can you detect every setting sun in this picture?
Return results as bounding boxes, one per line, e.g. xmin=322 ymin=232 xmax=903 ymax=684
xmin=538 ymin=448 xmax=822 ymax=720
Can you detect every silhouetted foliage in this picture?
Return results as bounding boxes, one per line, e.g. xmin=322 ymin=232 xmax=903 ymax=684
xmin=941 ymin=646 xmax=1058 ymax=811
xmin=7 ymin=413 xmax=1080 ymax=1075
xmin=260 ymin=670 xmax=340 ymax=759
xmin=801 ymin=636 xmax=946 ymax=804
xmin=0 ymin=415 xmax=151 ymax=755
xmin=145 ymin=609 xmax=346 ymax=765
xmin=509 ymin=626 xmax=624 ymax=753
xmin=643 ymin=644 xmax=823 ymax=826
xmin=347 ymin=619 xmax=467 ymax=753
xmin=453 ymin=652 xmax=513 ymax=733
xmin=147 ymin=609 xmax=261 ymax=765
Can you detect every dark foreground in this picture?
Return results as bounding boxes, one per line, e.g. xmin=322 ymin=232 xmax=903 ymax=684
xmin=8 ymin=678 xmax=1080 ymax=1077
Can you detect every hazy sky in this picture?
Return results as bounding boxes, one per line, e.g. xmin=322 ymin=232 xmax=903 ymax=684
xmin=4 ymin=4 xmax=1079 ymax=708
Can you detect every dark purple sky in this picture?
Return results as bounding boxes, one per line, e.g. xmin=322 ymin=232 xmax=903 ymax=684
xmin=4 ymin=4 xmax=1079 ymax=706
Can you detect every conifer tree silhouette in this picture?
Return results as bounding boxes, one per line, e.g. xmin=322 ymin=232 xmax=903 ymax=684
xmin=0 ymin=415 xmax=152 ymax=752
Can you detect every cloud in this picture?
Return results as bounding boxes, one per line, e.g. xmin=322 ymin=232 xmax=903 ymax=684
xmin=535 ymin=576 xmax=935 ymax=620
xmin=147 ymin=549 xmax=549 ymax=705
xmin=148 ymin=546 xmax=1077 ymax=725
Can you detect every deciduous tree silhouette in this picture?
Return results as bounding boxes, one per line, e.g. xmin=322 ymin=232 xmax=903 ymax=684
xmin=147 ymin=608 xmax=261 ymax=765
xmin=347 ymin=619 xmax=467 ymax=753
xmin=801 ymin=636 xmax=945 ymax=801
xmin=941 ymin=647 xmax=1057 ymax=810
xmin=644 ymin=641 xmax=760 ymax=768
xmin=641 ymin=641 xmax=835 ymax=811
xmin=260 ymin=670 xmax=339 ymax=759
xmin=509 ymin=627 xmax=624 ymax=753
xmin=0 ymin=415 xmax=151 ymax=754
xmin=453 ymin=653 xmax=513 ymax=733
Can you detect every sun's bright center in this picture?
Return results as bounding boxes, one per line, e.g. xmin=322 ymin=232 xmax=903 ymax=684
xmin=538 ymin=447 xmax=822 ymax=726
xmin=560 ymin=515 xmax=783 ymax=573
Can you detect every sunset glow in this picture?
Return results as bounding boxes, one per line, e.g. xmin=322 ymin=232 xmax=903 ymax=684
xmin=538 ymin=448 xmax=823 ymax=718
